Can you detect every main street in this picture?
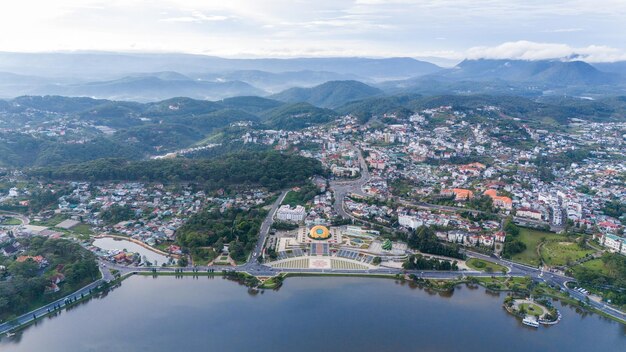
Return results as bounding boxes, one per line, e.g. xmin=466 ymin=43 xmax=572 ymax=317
xmin=330 ymin=147 xmax=370 ymax=218
xmin=246 ymin=189 xmax=289 ymax=268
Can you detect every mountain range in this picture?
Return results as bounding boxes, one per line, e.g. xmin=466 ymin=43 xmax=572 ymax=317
xmin=0 ymin=52 xmax=624 ymax=102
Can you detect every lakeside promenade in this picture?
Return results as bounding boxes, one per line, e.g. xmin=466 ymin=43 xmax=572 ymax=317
xmin=2 ymin=187 xmax=625 ymax=334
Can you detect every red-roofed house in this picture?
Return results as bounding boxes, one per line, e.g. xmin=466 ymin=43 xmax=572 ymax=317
xmin=483 ymin=189 xmax=512 ymax=210
xmin=598 ymin=221 xmax=620 ymax=233
xmin=441 ymin=188 xmax=474 ymax=201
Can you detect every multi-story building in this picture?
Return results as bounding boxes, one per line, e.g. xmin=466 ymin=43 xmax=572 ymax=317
xmin=601 ymin=234 xmax=624 ymax=253
xmin=276 ymin=205 xmax=306 ymax=222
xmin=516 ymin=207 xmax=543 ymax=221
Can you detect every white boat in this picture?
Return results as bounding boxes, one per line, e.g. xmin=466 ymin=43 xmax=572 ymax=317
xmin=522 ymin=316 xmax=540 ymax=328
xmin=6 ymin=332 xmax=16 ymax=337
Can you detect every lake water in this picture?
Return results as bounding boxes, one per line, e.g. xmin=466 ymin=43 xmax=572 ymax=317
xmin=93 ymin=237 xmax=169 ymax=265
xmin=1 ymin=276 xmax=624 ymax=351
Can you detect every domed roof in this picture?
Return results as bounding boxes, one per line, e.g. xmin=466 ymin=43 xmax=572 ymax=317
xmin=309 ymin=225 xmax=331 ymax=240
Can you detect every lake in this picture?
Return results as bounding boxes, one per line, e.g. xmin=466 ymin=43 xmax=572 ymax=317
xmin=93 ymin=237 xmax=169 ymax=265
xmin=1 ymin=276 xmax=624 ymax=351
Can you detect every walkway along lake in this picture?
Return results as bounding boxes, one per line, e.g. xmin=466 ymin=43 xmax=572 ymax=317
xmin=1 ymin=276 xmax=624 ymax=351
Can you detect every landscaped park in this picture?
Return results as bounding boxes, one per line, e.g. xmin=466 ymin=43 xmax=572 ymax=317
xmin=509 ymin=227 xmax=595 ymax=267
xmin=466 ymin=258 xmax=508 ymax=273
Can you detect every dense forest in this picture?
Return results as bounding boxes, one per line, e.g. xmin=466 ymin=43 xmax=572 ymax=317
xmin=100 ymin=204 xmax=136 ymax=225
xmin=260 ymin=102 xmax=338 ymax=130
xmin=406 ymin=226 xmax=465 ymax=260
xmin=175 ymin=207 xmax=267 ymax=263
xmin=403 ymin=254 xmax=459 ymax=271
xmin=0 ymin=237 xmax=99 ymax=321
xmin=501 ymin=219 xmax=527 ymax=258
xmin=31 ymin=151 xmax=324 ymax=190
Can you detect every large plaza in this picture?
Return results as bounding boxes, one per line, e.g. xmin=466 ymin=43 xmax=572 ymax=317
xmin=266 ymin=225 xmax=408 ymax=270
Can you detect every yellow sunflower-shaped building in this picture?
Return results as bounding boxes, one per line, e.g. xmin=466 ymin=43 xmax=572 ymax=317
xmin=308 ymin=225 xmax=331 ymax=240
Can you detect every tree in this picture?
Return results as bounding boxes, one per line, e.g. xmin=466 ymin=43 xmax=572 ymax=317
xmin=9 ymin=259 xmax=39 ymax=278
xmin=407 ymin=226 xmax=465 ymax=259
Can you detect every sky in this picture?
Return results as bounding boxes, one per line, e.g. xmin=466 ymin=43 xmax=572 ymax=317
xmin=0 ymin=0 xmax=625 ymax=63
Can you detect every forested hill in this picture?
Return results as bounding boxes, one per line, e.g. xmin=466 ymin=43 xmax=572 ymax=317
xmin=2 ymin=92 xmax=626 ymax=168
xmin=271 ymin=80 xmax=383 ymax=108
xmin=30 ymin=151 xmax=324 ymax=190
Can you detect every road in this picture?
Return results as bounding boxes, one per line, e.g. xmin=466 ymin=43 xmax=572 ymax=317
xmin=6 ymin=246 xmax=624 ymax=334
xmin=464 ymin=250 xmax=626 ymax=322
xmin=0 ymin=210 xmax=30 ymax=227
xmin=330 ymin=148 xmax=371 ymax=218
xmin=0 ymin=266 xmax=106 ymax=335
xmin=246 ymin=190 xmax=289 ymax=267
xmin=3 ymin=183 xmax=624 ymax=334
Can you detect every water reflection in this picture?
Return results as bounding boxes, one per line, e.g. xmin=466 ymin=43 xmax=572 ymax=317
xmin=93 ymin=237 xmax=169 ymax=264
xmin=1 ymin=276 xmax=624 ymax=352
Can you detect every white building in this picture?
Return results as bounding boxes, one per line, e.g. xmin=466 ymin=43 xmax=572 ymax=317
xmin=516 ymin=207 xmax=543 ymax=221
xmin=276 ymin=205 xmax=306 ymax=222
xmin=398 ymin=215 xmax=422 ymax=230
xmin=566 ymin=202 xmax=582 ymax=221
xmin=601 ymin=234 xmax=624 ymax=253
xmin=552 ymin=206 xmax=563 ymax=226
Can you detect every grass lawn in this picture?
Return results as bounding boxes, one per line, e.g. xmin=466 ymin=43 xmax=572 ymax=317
xmin=540 ymin=241 xmax=594 ymax=266
xmin=519 ymin=303 xmax=544 ymax=317
xmin=282 ymin=190 xmax=306 ymax=207
xmin=476 ymin=276 xmax=532 ymax=291
xmin=71 ymin=223 xmax=94 ymax=236
xmin=194 ymin=131 xmax=224 ymax=146
xmin=511 ymin=228 xmax=566 ymax=266
xmin=191 ymin=247 xmax=218 ymax=266
xmin=0 ymin=217 xmax=22 ymax=225
xmin=154 ymin=241 xmax=176 ymax=252
xmin=466 ymin=258 xmax=508 ymax=273
xmin=31 ymin=214 xmax=68 ymax=227
xmin=576 ymin=258 xmax=611 ymax=275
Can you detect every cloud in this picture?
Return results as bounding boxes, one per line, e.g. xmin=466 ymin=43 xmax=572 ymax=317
xmin=161 ymin=10 xmax=230 ymax=23
xmin=548 ymin=28 xmax=584 ymax=33
xmin=466 ymin=41 xmax=626 ymax=62
xmin=0 ymin=1 xmax=624 ymax=62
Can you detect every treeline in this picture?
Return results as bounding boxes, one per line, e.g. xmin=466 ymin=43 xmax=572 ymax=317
xmin=31 ymin=151 xmax=324 ymax=191
xmin=282 ymin=182 xmax=320 ymax=207
xmin=176 ymin=207 xmax=267 ymax=263
xmin=406 ymin=226 xmax=465 ymax=260
xmin=261 ymin=102 xmax=338 ymax=130
xmin=501 ymin=219 xmax=527 ymax=258
xmin=0 ymin=133 xmax=142 ymax=167
xmin=602 ymin=199 xmax=626 ymax=220
xmin=403 ymin=254 xmax=458 ymax=271
xmin=28 ymin=187 xmax=71 ymax=213
xmin=571 ymin=253 xmax=626 ymax=306
xmin=0 ymin=237 xmax=99 ymax=321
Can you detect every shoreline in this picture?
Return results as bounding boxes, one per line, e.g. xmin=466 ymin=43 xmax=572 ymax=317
xmin=94 ymin=234 xmax=181 ymax=259
xmin=4 ymin=269 xmax=624 ymax=336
